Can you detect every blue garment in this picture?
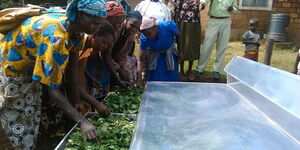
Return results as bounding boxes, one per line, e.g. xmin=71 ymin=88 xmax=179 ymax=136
xmin=66 ymin=0 xmax=107 ymax=22
xmin=86 ymin=57 xmax=111 ymax=99
xmin=140 ymin=21 xmax=179 ymax=81
xmin=140 ymin=21 xmax=178 ymax=51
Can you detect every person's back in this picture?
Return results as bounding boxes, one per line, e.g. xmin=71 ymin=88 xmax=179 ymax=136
xmin=0 ymin=13 xmax=75 ymax=86
xmin=134 ymin=0 xmax=171 ymax=22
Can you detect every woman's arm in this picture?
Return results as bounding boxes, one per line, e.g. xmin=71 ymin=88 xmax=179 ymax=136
xmin=61 ymin=51 xmax=99 ymax=140
xmin=102 ymin=46 xmax=127 ymax=86
xmin=64 ymin=51 xmax=81 ymax=106
xmin=79 ymin=86 xmax=110 ymax=117
xmin=48 ymin=87 xmax=99 ymax=141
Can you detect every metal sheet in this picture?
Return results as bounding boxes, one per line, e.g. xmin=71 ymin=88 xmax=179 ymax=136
xmin=130 ymin=82 xmax=300 ymax=150
xmin=225 ymin=56 xmax=300 ymax=141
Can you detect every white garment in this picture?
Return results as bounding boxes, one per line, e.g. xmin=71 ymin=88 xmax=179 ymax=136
xmin=134 ymin=0 xmax=171 ymax=22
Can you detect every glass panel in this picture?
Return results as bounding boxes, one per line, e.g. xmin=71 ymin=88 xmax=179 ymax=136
xmin=255 ymin=0 xmax=268 ymax=7
xmin=242 ymin=0 xmax=269 ymax=7
xmin=242 ymin=0 xmax=255 ymax=6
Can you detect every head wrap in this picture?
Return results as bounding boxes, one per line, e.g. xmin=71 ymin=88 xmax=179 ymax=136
xmin=126 ymin=11 xmax=143 ymax=20
xmin=106 ymin=1 xmax=125 ymax=17
xmin=66 ymin=0 xmax=107 ymax=22
xmin=140 ymin=16 xmax=157 ymax=30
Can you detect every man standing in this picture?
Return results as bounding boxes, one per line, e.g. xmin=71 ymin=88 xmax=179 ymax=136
xmin=195 ymin=0 xmax=238 ymax=80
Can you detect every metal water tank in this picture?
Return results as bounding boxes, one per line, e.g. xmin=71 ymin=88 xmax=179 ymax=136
xmin=267 ymin=14 xmax=290 ymax=42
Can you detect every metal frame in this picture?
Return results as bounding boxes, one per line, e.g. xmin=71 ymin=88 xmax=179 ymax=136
xmin=130 ymin=56 xmax=300 ymax=150
xmin=239 ymin=0 xmax=273 ymax=11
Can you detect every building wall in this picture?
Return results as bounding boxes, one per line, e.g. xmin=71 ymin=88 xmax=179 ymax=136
xmin=127 ymin=0 xmax=299 ymax=41
xmin=200 ymin=0 xmax=300 ymax=42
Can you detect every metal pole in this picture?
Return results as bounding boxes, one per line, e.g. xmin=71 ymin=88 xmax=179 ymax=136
xmin=264 ymin=39 xmax=274 ymax=66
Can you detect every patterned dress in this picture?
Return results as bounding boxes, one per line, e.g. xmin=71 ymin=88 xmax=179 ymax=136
xmin=0 ymin=13 xmax=83 ymax=150
xmin=172 ymin=0 xmax=201 ymax=61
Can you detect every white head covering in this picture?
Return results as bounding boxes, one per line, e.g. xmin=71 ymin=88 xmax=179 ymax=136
xmin=140 ymin=16 xmax=157 ymax=30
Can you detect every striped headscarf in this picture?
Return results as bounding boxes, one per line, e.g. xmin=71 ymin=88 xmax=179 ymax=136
xmin=106 ymin=1 xmax=125 ymax=17
xmin=66 ymin=0 xmax=107 ymax=22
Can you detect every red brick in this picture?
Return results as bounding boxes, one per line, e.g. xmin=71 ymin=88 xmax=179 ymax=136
xmin=288 ymin=8 xmax=298 ymax=13
xmin=273 ymin=2 xmax=282 ymax=7
xmin=283 ymin=3 xmax=291 ymax=7
xmin=291 ymin=3 xmax=300 ymax=7
xmin=290 ymin=13 xmax=298 ymax=18
xmin=276 ymin=8 xmax=287 ymax=13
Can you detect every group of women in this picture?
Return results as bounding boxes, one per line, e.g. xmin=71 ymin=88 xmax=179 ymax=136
xmin=0 ymin=0 xmax=182 ymax=149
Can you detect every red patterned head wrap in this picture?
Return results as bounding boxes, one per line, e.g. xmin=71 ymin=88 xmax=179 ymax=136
xmin=106 ymin=1 xmax=125 ymax=17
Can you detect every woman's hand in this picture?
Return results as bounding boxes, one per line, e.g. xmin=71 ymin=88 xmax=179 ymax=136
xmin=94 ymin=102 xmax=110 ymax=118
xmin=80 ymin=119 xmax=99 ymax=141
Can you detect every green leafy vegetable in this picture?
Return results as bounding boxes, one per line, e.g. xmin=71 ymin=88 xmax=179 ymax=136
xmin=104 ymin=87 xmax=144 ymax=114
xmin=65 ymin=115 xmax=136 ymax=150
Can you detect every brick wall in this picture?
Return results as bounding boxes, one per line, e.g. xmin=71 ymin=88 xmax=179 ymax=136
xmin=201 ymin=0 xmax=300 ymax=42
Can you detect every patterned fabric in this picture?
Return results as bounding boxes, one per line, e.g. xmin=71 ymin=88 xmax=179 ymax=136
xmin=66 ymin=0 xmax=107 ymax=22
xmin=140 ymin=16 xmax=157 ymax=30
xmin=86 ymin=56 xmax=111 ymax=99
xmin=119 ymin=55 xmax=137 ymax=83
xmin=0 ymin=67 xmax=42 ymax=150
xmin=0 ymin=13 xmax=84 ymax=88
xmin=173 ymin=0 xmax=201 ymax=22
xmin=118 ymin=0 xmax=131 ymax=15
xmin=140 ymin=21 xmax=178 ymax=51
xmin=106 ymin=1 xmax=125 ymax=17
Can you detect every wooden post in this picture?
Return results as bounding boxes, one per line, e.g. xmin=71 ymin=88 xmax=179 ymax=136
xmin=292 ymin=55 xmax=300 ymax=74
xmin=20 ymin=0 xmax=25 ymax=7
xmin=292 ymin=45 xmax=300 ymax=74
xmin=264 ymin=39 xmax=274 ymax=66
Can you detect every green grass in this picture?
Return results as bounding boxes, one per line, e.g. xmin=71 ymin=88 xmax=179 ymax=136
xmin=134 ymin=41 xmax=298 ymax=82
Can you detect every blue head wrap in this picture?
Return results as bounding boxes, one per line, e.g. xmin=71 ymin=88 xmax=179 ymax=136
xmin=66 ymin=0 xmax=107 ymax=22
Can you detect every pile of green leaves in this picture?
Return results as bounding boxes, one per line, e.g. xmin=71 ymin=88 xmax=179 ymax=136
xmin=65 ymin=115 xmax=136 ymax=150
xmin=104 ymin=86 xmax=144 ymax=114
